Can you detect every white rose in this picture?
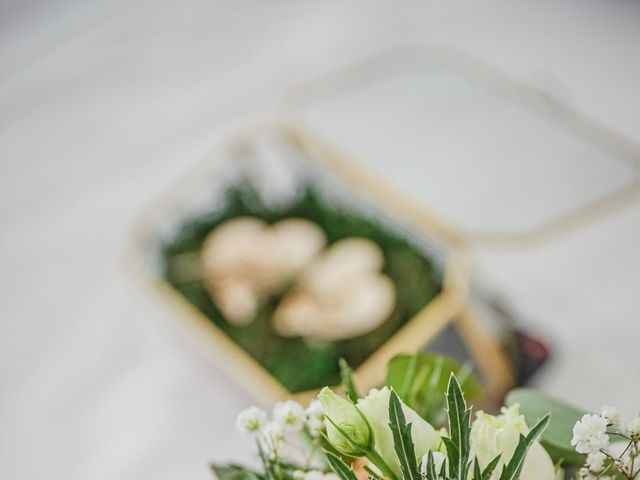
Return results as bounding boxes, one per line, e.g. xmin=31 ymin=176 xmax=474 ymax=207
xmin=470 ymin=404 xmax=555 ymax=480
xmin=357 ymin=387 xmax=440 ymax=476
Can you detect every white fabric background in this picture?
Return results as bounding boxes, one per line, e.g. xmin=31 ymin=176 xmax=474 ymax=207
xmin=1 ymin=1 xmax=639 ymax=479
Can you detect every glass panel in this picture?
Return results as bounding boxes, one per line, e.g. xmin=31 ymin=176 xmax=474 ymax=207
xmin=294 ymin=55 xmax=639 ymax=237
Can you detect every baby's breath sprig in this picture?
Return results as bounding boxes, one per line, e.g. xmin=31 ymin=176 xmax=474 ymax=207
xmin=571 ymin=405 xmax=640 ymax=479
xmin=232 ymin=398 xmax=328 ymax=480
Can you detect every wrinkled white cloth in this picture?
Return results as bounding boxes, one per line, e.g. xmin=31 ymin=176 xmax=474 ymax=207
xmin=1 ymin=1 xmax=640 ymax=480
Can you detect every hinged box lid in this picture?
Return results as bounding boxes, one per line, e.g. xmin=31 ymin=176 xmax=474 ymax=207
xmin=287 ymin=49 xmax=640 ymax=244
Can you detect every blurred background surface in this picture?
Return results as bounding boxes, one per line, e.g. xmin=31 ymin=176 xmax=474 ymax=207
xmin=1 ymin=1 xmax=640 ymax=479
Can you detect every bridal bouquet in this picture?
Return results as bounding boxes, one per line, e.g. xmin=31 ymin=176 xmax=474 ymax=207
xmin=215 ymin=355 xmax=639 ymax=480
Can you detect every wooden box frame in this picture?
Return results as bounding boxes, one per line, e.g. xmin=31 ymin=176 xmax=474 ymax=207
xmin=129 ymin=125 xmax=512 ymax=406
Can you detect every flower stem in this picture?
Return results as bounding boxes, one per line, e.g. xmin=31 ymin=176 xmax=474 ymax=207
xmin=364 ymin=449 xmax=400 ymax=480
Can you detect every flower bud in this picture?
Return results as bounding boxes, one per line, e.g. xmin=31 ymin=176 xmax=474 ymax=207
xmin=318 ymin=387 xmax=373 ymax=455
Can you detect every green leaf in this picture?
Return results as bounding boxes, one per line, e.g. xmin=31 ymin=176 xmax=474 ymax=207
xmin=481 ymin=455 xmax=501 ymax=480
xmin=388 ymin=389 xmax=421 ymax=480
xmin=398 ymin=354 xmax=419 ymax=400
xmin=438 ymin=459 xmax=447 ymax=479
xmin=441 ymin=437 xmax=457 ymax=474
xmin=444 ymin=374 xmax=471 ymax=480
xmin=473 ymin=459 xmax=483 ymax=480
xmin=498 ymin=414 xmax=550 ymax=480
xmin=339 ymin=358 xmax=360 ymax=402
xmin=362 ymin=465 xmax=382 ymax=480
xmin=506 ymin=388 xmax=586 ymax=466
xmin=211 ymin=464 xmax=264 ymax=480
xmin=256 ymin=442 xmax=276 ymax=480
xmin=326 ymin=452 xmax=358 ymax=480
xmin=423 ymin=451 xmax=438 ymax=480
xmin=385 ymin=354 xmax=482 ymax=425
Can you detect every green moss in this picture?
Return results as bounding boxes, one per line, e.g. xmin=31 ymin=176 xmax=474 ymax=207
xmin=161 ymin=182 xmax=441 ymax=393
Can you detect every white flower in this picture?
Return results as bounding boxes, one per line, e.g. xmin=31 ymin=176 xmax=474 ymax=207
xmin=303 ymin=471 xmax=324 ymax=480
xmin=293 ymin=471 xmax=305 ymax=480
xmin=470 ymin=404 xmax=555 ymax=480
xmin=263 ymin=421 xmax=286 ymax=441
xmin=571 ymin=414 xmax=610 ymax=454
xmin=323 ymin=473 xmax=339 ymax=480
xmin=586 ymin=451 xmax=606 ymax=472
xmin=620 ymin=452 xmax=635 ymax=476
xmin=235 ymin=406 xmax=268 ymax=436
xmin=306 ymin=399 xmax=323 ymax=418
xmin=262 ymin=422 xmax=288 ymax=458
xmin=273 ymin=400 xmax=306 ymax=432
xmin=356 ymin=387 xmax=440 ymax=477
xmin=578 ymin=467 xmax=611 ymax=480
xmin=600 ymin=406 xmax=620 ymax=425
xmin=305 ymin=399 xmax=325 ymax=437
xmin=578 ymin=467 xmax=591 ymax=479
xmin=622 ymin=416 xmax=640 ymax=438
xmin=419 ymin=451 xmax=446 ymax=476
xmin=306 ymin=415 xmax=324 ymax=438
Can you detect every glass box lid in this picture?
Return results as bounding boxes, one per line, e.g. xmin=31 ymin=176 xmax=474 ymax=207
xmin=288 ymin=49 xmax=640 ymax=243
